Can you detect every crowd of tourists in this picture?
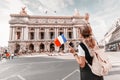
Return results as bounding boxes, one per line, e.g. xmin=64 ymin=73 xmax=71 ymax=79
xmin=0 ymin=50 xmax=14 ymax=61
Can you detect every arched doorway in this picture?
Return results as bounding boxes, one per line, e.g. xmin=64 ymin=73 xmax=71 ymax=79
xmin=59 ymin=44 xmax=64 ymax=52
xmin=29 ymin=44 xmax=34 ymax=52
xmin=14 ymin=44 xmax=20 ymax=54
xmin=50 ymin=43 xmax=55 ymax=52
xmin=40 ymin=43 xmax=45 ymax=52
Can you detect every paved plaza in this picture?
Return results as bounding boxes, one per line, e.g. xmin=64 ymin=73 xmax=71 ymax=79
xmin=0 ymin=51 xmax=120 ymax=80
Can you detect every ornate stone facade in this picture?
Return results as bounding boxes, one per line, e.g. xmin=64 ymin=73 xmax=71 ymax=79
xmin=105 ymin=19 xmax=120 ymax=51
xmin=8 ymin=9 xmax=90 ymax=54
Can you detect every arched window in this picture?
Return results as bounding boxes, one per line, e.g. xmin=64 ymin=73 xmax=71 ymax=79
xmin=50 ymin=43 xmax=55 ymax=52
xmin=29 ymin=44 xmax=34 ymax=50
xmin=40 ymin=43 xmax=45 ymax=52
xmin=30 ymin=32 xmax=34 ymax=40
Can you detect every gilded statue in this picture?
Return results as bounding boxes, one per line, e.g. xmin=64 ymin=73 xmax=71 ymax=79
xmin=20 ymin=7 xmax=27 ymax=15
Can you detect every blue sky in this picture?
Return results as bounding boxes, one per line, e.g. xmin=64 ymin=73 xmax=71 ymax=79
xmin=0 ymin=0 xmax=120 ymax=46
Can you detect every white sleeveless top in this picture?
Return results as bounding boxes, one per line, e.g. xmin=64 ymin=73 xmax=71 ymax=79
xmin=77 ymin=43 xmax=94 ymax=57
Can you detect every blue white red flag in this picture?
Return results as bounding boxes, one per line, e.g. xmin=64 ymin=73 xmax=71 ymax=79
xmin=54 ymin=34 xmax=67 ymax=47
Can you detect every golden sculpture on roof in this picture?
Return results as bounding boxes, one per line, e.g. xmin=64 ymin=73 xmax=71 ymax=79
xmin=85 ymin=13 xmax=89 ymax=22
xmin=20 ymin=7 xmax=27 ymax=15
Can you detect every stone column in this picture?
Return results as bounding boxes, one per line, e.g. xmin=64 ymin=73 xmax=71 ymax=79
xmin=35 ymin=28 xmax=37 ymax=41
xmin=36 ymin=28 xmax=39 ymax=40
xmin=77 ymin=28 xmax=80 ymax=39
xmin=9 ymin=27 xmax=12 ymax=41
xmin=54 ymin=28 xmax=59 ymax=51
xmin=73 ymin=27 xmax=76 ymax=39
xmin=12 ymin=28 xmax=15 ymax=40
xmin=45 ymin=29 xmax=47 ymax=40
xmin=64 ymin=27 xmax=66 ymax=36
xmin=21 ymin=27 xmax=24 ymax=40
xmin=45 ymin=42 xmax=48 ymax=51
xmin=35 ymin=42 xmax=39 ymax=52
xmin=55 ymin=28 xmax=57 ymax=38
xmin=56 ymin=28 xmax=58 ymax=37
xmin=24 ymin=27 xmax=28 ymax=40
xmin=45 ymin=28 xmax=49 ymax=40
xmin=65 ymin=28 xmax=67 ymax=38
xmin=48 ymin=28 xmax=50 ymax=40
xmin=76 ymin=28 xmax=78 ymax=39
xmin=34 ymin=28 xmax=39 ymax=41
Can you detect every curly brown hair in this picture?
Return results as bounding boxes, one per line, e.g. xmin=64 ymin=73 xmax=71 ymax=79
xmin=80 ymin=25 xmax=92 ymax=38
xmin=80 ymin=25 xmax=95 ymax=48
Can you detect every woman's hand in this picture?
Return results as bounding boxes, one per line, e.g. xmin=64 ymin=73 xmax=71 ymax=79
xmin=69 ymin=47 xmax=76 ymax=54
xmin=69 ymin=46 xmax=86 ymax=68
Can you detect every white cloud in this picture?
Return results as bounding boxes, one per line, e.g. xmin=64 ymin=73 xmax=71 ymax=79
xmin=90 ymin=16 xmax=108 ymax=42
xmin=39 ymin=0 xmax=74 ymax=10
xmin=67 ymin=0 xmax=74 ymax=5
xmin=29 ymin=0 xmax=75 ymax=14
xmin=89 ymin=0 xmax=120 ymax=42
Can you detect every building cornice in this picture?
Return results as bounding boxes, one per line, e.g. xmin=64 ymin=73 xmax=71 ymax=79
xmin=10 ymin=14 xmax=85 ymax=19
xmin=10 ymin=14 xmax=29 ymax=17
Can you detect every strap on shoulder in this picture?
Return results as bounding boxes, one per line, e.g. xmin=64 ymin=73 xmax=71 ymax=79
xmin=79 ymin=42 xmax=93 ymax=65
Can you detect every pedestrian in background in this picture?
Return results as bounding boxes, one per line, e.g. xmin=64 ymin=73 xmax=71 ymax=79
xmin=6 ymin=52 xmax=10 ymax=59
xmin=4 ymin=50 xmax=10 ymax=59
xmin=69 ymin=25 xmax=104 ymax=80
xmin=11 ymin=53 xmax=14 ymax=59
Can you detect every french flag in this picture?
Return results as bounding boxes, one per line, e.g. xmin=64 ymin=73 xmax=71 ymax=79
xmin=54 ymin=34 xmax=67 ymax=47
